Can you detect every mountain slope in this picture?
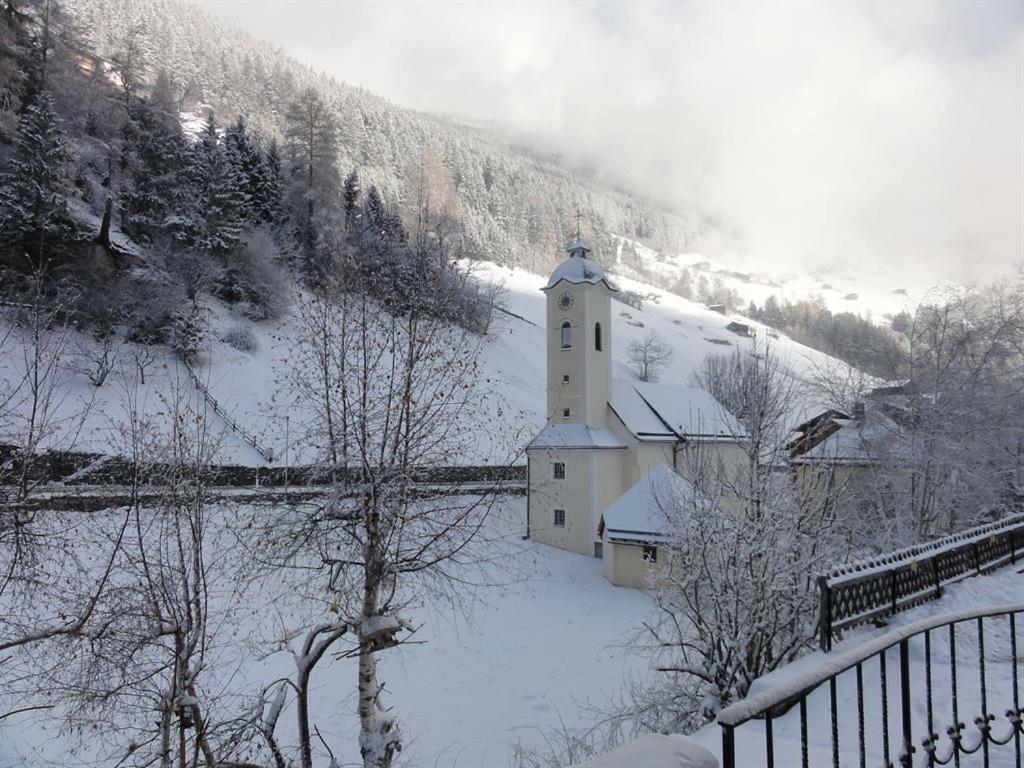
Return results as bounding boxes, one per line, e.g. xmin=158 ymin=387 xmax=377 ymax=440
xmin=60 ymin=0 xmax=704 ymax=272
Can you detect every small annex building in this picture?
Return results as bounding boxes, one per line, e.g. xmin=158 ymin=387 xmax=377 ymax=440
xmin=597 ymin=463 xmax=706 ymax=588
xmin=526 ymin=238 xmax=747 ymax=587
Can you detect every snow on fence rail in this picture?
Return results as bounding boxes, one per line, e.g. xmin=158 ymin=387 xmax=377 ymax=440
xmin=818 ymin=513 xmax=1024 ymax=650
xmin=718 ymin=602 xmax=1024 ymax=768
xmin=182 ymin=358 xmax=276 ymax=464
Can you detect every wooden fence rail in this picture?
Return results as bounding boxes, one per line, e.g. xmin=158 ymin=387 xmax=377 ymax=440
xmin=818 ymin=513 xmax=1024 ymax=650
xmin=182 ymin=359 xmax=276 ymax=464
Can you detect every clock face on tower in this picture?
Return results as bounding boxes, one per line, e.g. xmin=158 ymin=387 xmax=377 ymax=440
xmin=558 ymin=292 xmax=575 ymax=311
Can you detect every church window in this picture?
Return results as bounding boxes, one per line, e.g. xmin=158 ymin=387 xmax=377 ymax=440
xmin=552 ymin=462 xmax=565 ymax=479
xmin=561 ymin=321 xmax=572 ymax=349
xmin=595 ymin=322 xmax=602 ymax=351
xmin=553 ymin=509 xmax=566 ymax=527
xmin=643 ymin=545 xmax=658 ymax=563
xmin=562 ymin=408 xmax=571 ymax=418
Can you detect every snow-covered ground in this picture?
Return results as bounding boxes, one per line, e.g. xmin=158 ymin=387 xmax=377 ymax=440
xmin=0 ymin=496 xmax=654 ymax=767
xmin=4 ymin=493 xmax=1019 ymax=767
xmin=0 ymin=259 xmax=842 ymax=467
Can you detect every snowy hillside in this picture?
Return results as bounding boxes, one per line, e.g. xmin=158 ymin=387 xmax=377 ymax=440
xmin=0 ymin=259 xmax=842 ymax=467
xmin=612 ymin=236 xmax=930 ymax=323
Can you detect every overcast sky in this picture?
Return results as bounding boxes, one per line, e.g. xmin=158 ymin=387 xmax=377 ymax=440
xmin=197 ymin=0 xmax=1022 ymax=284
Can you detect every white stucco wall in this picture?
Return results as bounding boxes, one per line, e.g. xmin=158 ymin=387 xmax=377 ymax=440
xmin=530 ymin=447 xmax=625 ymax=556
xmin=602 ymin=535 xmax=668 ymax=589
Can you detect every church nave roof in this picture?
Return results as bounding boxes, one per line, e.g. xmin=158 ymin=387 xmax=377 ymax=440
xmin=610 ymin=380 xmax=747 ymax=442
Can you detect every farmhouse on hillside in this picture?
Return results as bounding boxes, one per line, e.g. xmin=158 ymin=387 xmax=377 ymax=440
xmin=525 ymin=238 xmax=747 ymax=587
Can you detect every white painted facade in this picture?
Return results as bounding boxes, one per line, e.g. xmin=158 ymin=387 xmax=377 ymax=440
xmin=526 ymin=241 xmax=749 ymax=584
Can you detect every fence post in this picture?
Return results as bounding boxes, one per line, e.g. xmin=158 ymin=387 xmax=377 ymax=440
xmin=899 ymin=638 xmax=914 ymax=767
xmin=722 ymin=724 xmax=735 ymax=768
xmin=931 ymin=555 xmax=942 ymax=599
xmin=818 ymin=575 xmax=832 ymax=652
xmin=890 ymin=569 xmax=898 ymax=615
xmin=973 ymin=541 xmax=981 ymax=574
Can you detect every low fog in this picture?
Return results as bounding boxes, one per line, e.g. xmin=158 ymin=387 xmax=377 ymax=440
xmin=199 ymin=0 xmax=1023 ymax=285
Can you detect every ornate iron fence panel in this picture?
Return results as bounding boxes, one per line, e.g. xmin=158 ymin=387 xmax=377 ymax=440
xmin=718 ymin=605 xmax=1024 ymax=768
xmin=819 ymin=516 xmax=1024 ymax=651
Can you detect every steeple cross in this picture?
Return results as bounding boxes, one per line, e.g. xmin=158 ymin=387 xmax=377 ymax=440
xmin=574 ymin=208 xmax=582 ymax=241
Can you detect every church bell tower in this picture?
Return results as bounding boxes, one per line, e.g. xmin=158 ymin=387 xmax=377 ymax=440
xmin=541 ymin=235 xmax=616 ymax=428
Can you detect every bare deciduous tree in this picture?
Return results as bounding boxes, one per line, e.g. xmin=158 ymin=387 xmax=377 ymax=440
xmin=810 ymin=279 xmax=1024 ymax=544
xmin=627 ymin=330 xmax=672 ymax=382
xmin=50 ymin=377 xmax=238 ymax=768
xmin=617 ymin=345 xmax=849 ymax=732
xmin=252 ymin=281 xmax=519 ymax=768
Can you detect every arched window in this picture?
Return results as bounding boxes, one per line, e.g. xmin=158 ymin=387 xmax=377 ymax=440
xmin=595 ymin=322 xmax=602 ymax=351
xmin=561 ymin=321 xmax=572 ymax=349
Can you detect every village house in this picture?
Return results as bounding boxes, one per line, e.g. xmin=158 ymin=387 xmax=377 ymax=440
xmin=526 ymin=238 xmax=747 ymax=587
xmin=788 ymin=385 xmax=917 ymax=521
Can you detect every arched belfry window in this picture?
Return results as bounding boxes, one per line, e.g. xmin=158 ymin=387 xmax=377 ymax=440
xmin=595 ymin=322 xmax=603 ymax=351
xmin=561 ymin=321 xmax=572 ymax=349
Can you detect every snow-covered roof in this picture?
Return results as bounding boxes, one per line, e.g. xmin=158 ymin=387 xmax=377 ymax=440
xmin=526 ymin=423 xmax=627 ymax=451
xmin=609 ymin=380 xmax=676 ymax=441
xmin=599 ymin=464 xmax=703 ymax=542
xmin=611 ymin=380 xmax=746 ymax=441
xmin=542 ymin=256 xmax=618 ymax=292
xmin=793 ymin=411 xmax=904 ymax=465
xmin=635 ymin=382 xmax=746 ymax=439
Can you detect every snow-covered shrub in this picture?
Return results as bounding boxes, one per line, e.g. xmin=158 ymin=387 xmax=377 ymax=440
xmin=169 ymin=306 xmax=208 ymax=361
xmin=213 ymin=229 xmax=287 ymax=321
xmin=125 ymin=312 xmax=171 ymax=346
xmin=613 ymin=290 xmax=644 ymax=310
xmin=221 ymin=325 xmax=257 ymax=353
xmin=509 ymin=722 xmax=625 ymax=768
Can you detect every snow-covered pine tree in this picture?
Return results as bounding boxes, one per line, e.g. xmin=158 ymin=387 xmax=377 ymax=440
xmin=363 ymin=184 xmax=386 ymax=234
xmin=343 ymin=167 xmax=360 ymax=226
xmin=122 ymin=81 xmax=188 ymax=241
xmin=251 ymin=136 xmax=284 ymax=227
xmin=0 ymin=90 xmax=73 ymax=268
xmin=169 ymin=113 xmax=249 ymax=255
xmin=223 ymin=114 xmax=262 ymax=222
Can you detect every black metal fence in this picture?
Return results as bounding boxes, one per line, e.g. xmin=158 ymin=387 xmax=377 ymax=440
xmin=819 ymin=515 xmax=1024 ymax=651
xmin=718 ymin=604 xmax=1024 ymax=768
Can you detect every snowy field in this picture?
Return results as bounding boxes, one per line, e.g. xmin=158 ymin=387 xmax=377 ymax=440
xmin=0 ymin=495 xmax=654 ymax=768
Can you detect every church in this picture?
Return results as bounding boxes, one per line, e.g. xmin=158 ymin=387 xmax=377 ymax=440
xmin=526 ymin=237 xmax=748 ymax=588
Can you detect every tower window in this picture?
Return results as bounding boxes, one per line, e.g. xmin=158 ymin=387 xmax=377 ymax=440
xmin=553 ymin=509 xmax=566 ymax=527
xmin=595 ymin=322 xmax=602 ymax=351
xmin=561 ymin=321 xmax=572 ymax=349
xmin=643 ymin=545 xmax=658 ymax=563
xmin=562 ymin=374 xmax=570 ymax=383
xmin=562 ymin=408 xmax=571 ymax=418
xmin=552 ymin=462 xmax=565 ymax=479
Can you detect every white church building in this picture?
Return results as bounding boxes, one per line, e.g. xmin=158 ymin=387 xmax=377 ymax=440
xmin=526 ymin=238 xmax=748 ymax=588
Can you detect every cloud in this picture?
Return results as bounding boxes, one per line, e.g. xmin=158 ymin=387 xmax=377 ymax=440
xmin=199 ymin=0 xmax=1023 ymax=285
